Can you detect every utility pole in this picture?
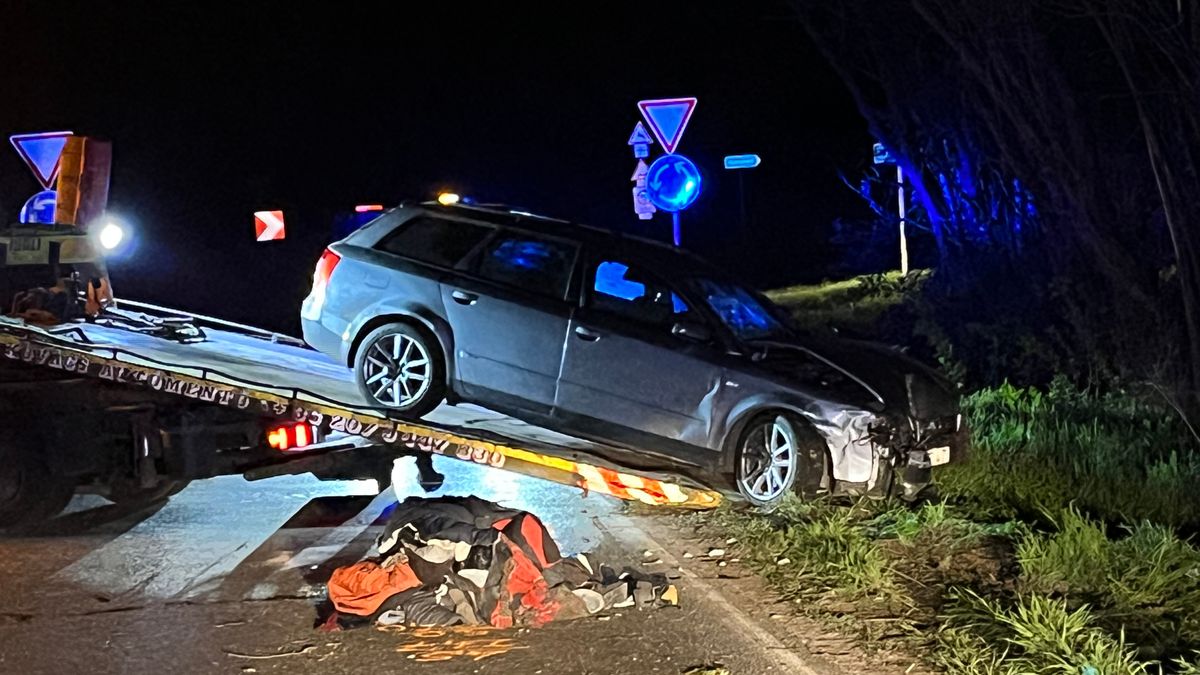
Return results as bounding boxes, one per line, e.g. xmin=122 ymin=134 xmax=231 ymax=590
xmin=897 ymin=165 xmax=908 ymax=275
xmin=873 ymin=143 xmax=909 ymax=275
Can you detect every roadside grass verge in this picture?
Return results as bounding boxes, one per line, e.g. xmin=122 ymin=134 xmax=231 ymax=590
xmin=739 ymin=274 xmax=1200 ymax=670
xmin=688 ymin=500 xmax=1200 ymax=673
xmin=766 ymin=270 xmax=924 ymax=337
xmin=938 ymin=379 xmax=1200 ymax=531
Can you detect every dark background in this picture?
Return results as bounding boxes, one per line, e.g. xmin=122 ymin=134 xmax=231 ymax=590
xmin=0 ymin=2 xmax=872 ymax=333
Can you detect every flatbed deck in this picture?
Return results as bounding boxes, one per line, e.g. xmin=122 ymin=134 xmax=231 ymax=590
xmin=0 ymin=311 xmax=721 ymax=508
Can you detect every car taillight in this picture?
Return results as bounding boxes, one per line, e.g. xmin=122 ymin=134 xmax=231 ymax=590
xmin=313 ymin=248 xmax=342 ymax=292
xmin=267 ymin=422 xmax=317 ymax=452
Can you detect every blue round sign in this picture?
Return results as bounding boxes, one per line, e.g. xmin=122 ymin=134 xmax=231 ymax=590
xmin=645 ymin=154 xmax=702 ymax=212
xmin=19 ymin=190 xmax=57 ymax=225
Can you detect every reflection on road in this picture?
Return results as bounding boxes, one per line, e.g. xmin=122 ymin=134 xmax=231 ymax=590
xmin=3 ymin=455 xmax=620 ymax=611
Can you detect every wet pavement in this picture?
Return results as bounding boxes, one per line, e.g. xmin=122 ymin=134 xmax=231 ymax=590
xmin=0 ymin=457 xmax=838 ymax=674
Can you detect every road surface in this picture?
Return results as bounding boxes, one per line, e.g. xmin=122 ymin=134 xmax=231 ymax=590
xmin=0 ymin=456 xmax=843 ymax=675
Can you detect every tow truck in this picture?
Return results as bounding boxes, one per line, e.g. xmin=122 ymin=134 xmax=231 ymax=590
xmin=0 ymin=216 xmax=720 ymax=529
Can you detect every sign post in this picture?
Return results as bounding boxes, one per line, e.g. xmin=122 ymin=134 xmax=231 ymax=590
xmin=872 ymin=142 xmax=909 ymax=275
xmin=723 ymin=154 xmax=761 ymax=233
xmin=637 ymin=98 xmax=700 ymax=246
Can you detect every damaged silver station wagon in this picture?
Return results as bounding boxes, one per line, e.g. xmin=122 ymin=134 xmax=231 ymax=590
xmin=302 ymin=202 xmax=968 ymax=506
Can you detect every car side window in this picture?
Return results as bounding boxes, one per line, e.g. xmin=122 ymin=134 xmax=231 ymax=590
xmin=473 ymin=232 xmax=578 ymax=300
xmin=375 ymin=217 xmax=492 ymax=268
xmin=590 ymin=260 xmax=691 ymax=328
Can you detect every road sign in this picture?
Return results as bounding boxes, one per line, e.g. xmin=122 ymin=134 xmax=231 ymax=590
xmin=645 ymin=154 xmax=702 ymax=213
xmin=723 ymin=154 xmax=761 ymax=170
xmin=631 ymin=159 xmax=648 ymax=183
xmin=19 ymin=190 xmax=58 ymax=225
xmin=627 ymin=121 xmax=654 ymax=146
xmin=10 ymin=131 xmax=74 ymax=189
xmin=632 ymin=186 xmax=656 ymax=220
xmin=873 ymin=142 xmax=894 ymax=165
xmin=254 ymin=210 xmax=286 ymax=241
xmin=637 ymin=98 xmax=697 ymax=154
xmin=631 ymin=159 xmax=655 ymax=220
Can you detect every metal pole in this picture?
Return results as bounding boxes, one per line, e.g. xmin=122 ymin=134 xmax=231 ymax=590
xmin=897 ymin=165 xmax=909 ymax=275
xmin=738 ymin=171 xmax=747 ymax=232
xmin=672 ymin=211 xmax=681 ymax=247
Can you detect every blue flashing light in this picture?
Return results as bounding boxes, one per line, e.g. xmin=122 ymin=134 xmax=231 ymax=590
xmin=645 ymin=154 xmax=702 ymax=213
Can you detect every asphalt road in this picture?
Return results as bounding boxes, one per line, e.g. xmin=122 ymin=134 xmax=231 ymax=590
xmin=0 ymin=457 xmax=840 ymax=675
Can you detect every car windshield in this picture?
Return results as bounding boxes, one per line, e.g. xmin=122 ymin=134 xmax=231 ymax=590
xmin=692 ymin=277 xmax=790 ymax=342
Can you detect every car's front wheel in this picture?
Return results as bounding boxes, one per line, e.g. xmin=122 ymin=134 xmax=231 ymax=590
xmin=354 ymin=323 xmax=446 ymax=419
xmin=735 ymin=413 xmax=805 ymax=508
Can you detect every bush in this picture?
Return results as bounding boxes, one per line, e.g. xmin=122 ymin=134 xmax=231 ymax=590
xmin=937 ymin=379 xmax=1200 ymax=529
xmin=934 ymin=590 xmax=1153 ymax=674
xmin=1017 ymin=508 xmax=1200 ymax=660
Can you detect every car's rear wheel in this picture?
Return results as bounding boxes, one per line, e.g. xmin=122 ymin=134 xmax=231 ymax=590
xmin=735 ymin=413 xmax=803 ymax=508
xmin=354 ymin=323 xmax=445 ymax=419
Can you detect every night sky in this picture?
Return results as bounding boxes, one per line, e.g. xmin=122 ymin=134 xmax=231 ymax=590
xmin=1 ymin=2 xmax=871 ymax=333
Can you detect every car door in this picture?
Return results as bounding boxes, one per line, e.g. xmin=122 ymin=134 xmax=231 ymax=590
xmin=555 ymin=256 xmax=725 ymax=451
xmin=441 ymin=229 xmax=579 ymax=414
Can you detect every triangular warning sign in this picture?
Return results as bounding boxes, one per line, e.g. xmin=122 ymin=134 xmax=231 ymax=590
xmin=10 ymin=131 xmax=74 ymax=189
xmin=637 ymin=98 xmax=697 ymax=154
xmin=627 ymin=121 xmax=654 ymax=146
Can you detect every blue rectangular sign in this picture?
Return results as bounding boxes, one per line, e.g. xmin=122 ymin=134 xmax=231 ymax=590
xmin=723 ymin=154 xmax=761 ymax=170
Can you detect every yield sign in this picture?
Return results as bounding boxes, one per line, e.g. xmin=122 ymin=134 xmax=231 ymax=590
xmin=10 ymin=131 xmax=74 ymax=189
xmin=637 ymin=98 xmax=697 ymax=154
xmin=254 ymin=210 xmax=286 ymax=241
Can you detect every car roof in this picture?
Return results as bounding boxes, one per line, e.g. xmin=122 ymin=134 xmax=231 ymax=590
xmin=406 ymin=202 xmax=725 ymax=279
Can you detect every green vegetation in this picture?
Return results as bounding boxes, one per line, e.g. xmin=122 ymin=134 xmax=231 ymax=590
xmin=766 ymin=270 xmax=925 ymax=337
xmin=694 ymin=500 xmax=1200 ymax=673
xmin=941 ymin=380 xmax=1200 ymax=530
xmin=688 ymin=273 xmax=1200 ymax=672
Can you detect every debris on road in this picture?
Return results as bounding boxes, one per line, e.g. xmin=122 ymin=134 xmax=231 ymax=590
xmin=324 ymin=496 xmax=678 ymax=630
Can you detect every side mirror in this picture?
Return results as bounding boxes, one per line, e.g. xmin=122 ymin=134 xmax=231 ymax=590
xmin=672 ymin=321 xmax=711 ymax=343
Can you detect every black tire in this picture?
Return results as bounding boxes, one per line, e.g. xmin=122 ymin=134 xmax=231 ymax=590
xmin=733 ymin=412 xmax=814 ymax=509
xmin=0 ymin=444 xmax=76 ymax=530
xmin=354 ymin=322 xmax=446 ymax=419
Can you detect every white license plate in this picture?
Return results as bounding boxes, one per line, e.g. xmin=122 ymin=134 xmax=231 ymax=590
xmin=928 ymin=446 xmax=951 ymax=466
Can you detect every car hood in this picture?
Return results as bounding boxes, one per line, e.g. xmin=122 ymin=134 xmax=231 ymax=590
xmin=749 ymin=335 xmax=959 ymax=419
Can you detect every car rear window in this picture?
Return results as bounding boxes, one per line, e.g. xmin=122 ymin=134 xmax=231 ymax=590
xmin=375 ymin=217 xmax=492 ymax=268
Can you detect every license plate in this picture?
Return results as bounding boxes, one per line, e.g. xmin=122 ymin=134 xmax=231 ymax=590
xmin=928 ymin=446 xmax=951 ymax=466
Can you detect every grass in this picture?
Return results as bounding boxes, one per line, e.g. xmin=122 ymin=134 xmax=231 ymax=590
xmin=766 ymin=270 xmax=923 ymax=337
xmin=692 ymin=499 xmax=1200 ymax=672
xmin=938 ymin=379 xmax=1200 ymax=530
xmin=703 ymin=273 xmax=1200 ymax=671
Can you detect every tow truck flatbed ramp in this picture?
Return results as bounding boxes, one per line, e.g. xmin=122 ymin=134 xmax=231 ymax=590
xmin=0 ymin=312 xmax=721 ymax=508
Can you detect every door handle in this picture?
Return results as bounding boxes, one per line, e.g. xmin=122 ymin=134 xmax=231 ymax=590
xmin=451 ymin=290 xmax=478 ymax=306
xmin=574 ymin=325 xmax=602 ymax=342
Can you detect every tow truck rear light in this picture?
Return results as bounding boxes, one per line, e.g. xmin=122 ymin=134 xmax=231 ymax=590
xmin=267 ymin=422 xmax=317 ymax=452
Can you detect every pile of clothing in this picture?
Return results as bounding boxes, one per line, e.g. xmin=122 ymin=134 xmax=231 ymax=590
xmin=325 ymin=496 xmax=677 ymax=629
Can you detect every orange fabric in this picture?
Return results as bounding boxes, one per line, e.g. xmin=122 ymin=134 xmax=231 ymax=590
xmin=488 ymin=535 xmax=558 ymax=628
xmin=519 ymin=514 xmax=553 ymax=568
xmin=327 ymin=560 xmax=422 ymax=616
